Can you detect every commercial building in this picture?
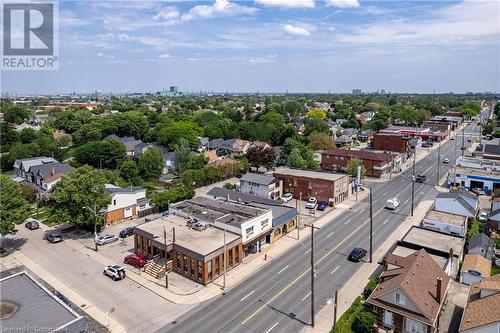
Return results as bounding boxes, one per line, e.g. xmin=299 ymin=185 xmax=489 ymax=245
xmin=104 ymin=184 xmax=153 ymax=225
xmin=379 ymin=126 xmax=448 ymax=141
xmin=371 ymin=133 xmax=412 ymax=154
xmin=0 ymin=271 xmax=86 ymax=332
xmin=420 ymin=209 xmax=468 ymax=237
xmin=318 ymin=148 xmax=392 ymax=178
xmin=448 ymin=167 xmax=500 ymax=195
xmin=273 ymin=168 xmax=351 ymax=205
xmin=239 ymin=173 xmax=283 ymax=200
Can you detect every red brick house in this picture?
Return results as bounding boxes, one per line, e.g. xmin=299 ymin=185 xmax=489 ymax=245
xmin=372 ymin=133 xmax=412 ymax=154
xmin=366 ymin=249 xmax=450 ymax=333
xmin=319 ymin=148 xmax=392 ymax=178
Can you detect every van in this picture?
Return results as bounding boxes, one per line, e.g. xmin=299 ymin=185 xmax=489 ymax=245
xmin=385 ymin=197 xmax=400 ymax=210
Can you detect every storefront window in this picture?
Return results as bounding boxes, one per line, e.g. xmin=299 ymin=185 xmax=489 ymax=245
xmin=191 ymin=258 xmax=196 ymax=277
xmin=228 ymin=248 xmax=233 ymax=268
xmin=215 ymin=256 xmax=220 ymax=275
xmin=176 ymin=253 xmax=182 ymax=270
xmin=183 ymin=256 xmax=189 ymax=274
xmin=198 ymin=261 xmax=203 ymax=281
xmin=274 ymin=228 xmax=281 ymax=236
xmin=207 ymin=260 xmax=212 ymax=281
xmin=235 ymin=246 xmax=239 ymax=263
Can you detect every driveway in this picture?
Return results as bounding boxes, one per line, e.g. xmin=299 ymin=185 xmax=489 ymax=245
xmin=12 ymin=226 xmax=196 ymax=333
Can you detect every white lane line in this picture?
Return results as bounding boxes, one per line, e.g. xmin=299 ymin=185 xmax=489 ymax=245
xmin=372 ymin=231 xmax=377 ymax=236
xmin=331 ymin=265 xmax=340 ymax=274
xmin=278 ymin=265 xmax=290 ymax=274
xmin=401 ymin=179 xmax=405 ymax=183
xmin=302 ymin=292 xmax=311 ymax=301
xmin=326 ymin=231 xmax=335 ymax=239
xmin=305 ymin=249 xmax=311 ymax=254
xmin=240 ymin=290 xmax=255 ymax=302
xmin=344 ymin=219 xmax=352 ymax=225
xmin=265 ymin=322 xmax=279 ymax=333
xmin=383 ymin=192 xmax=387 ymax=196
xmin=403 ymin=199 xmax=409 ymax=205
xmin=383 ymin=219 xmax=389 ymax=225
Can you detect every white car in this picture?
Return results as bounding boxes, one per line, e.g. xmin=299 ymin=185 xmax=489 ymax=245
xmin=281 ymin=192 xmax=293 ymax=203
xmin=478 ymin=212 xmax=489 ymax=223
xmin=96 ymin=234 xmax=119 ymax=246
xmin=385 ymin=197 xmax=400 ymax=210
xmin=305 ymin=197 xmax=317 ymax=209
xmin=442 ymin=158 xmax=450 ymax=164
xmin=103 ymin=265 xmax=126 ymax=281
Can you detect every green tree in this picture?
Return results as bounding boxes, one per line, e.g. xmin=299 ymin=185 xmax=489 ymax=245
xmin=288 ymin=148 xmax=307 ymax=169
xmin=174 ymin=138 xmax=192 ymax=174
xmin=346 ymin=158 xmax=366 ymax=178
xmin=157 ymin=121 xmax=203 ymax=148
xmin=73 ymin=140 xmax=126 ymax=169
xmin=119 ymin=160 xmax=141 ymax=185
xmin=304 ymin=117 xmax=329 ymax=136
xmin=458 ymin=103 xmax=481 ymax=118
xmin=0 ymin=175 xmax=31 ymax=249
xmin=308 ymin=132 xmax=335 ymax=151
xmin=149 ymin=186 xmax=195 ymax=211
xmin=306 ymin=109 xmax=327 ymax=119
xmin=138 ymin=147 xmax=164 ymax=180
xmin=51 ymin=166 xmax=111 ymax=230
xmin=19 ymin=128 xmax=37 ymax=144
xmin=1 ymin=102 xmax=30 ymax=124
xmin=187 ymin=154 xmax=208 ymax=170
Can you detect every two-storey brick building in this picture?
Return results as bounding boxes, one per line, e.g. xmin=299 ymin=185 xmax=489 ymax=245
xmin=372 ymin=133 xmax=412 ymax=154
xmin=318 ymin=148 xmax=392 ymax=178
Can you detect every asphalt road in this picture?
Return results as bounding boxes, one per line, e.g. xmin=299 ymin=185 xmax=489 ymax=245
xmin=159 ymin=108 xmax=490 ymax=333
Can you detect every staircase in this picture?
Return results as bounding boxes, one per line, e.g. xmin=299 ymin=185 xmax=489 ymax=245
xmin=144 ymin=256 xmax=166 ymax=279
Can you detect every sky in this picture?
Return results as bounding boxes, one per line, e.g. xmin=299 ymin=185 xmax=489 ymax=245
xmin=2 ymin=0 xmax=500 ymax=95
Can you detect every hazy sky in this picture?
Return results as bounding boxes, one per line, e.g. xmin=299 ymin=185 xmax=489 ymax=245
xmin=2 ymin=0 xmax=499 ymax=94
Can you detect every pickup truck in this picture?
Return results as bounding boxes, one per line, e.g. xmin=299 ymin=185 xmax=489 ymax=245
xmin=415 ymin=175 xmax=426 ymax=183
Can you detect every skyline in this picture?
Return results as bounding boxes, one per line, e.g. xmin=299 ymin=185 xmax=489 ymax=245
xmin=2 ymin=0 xmax=500 ymax=94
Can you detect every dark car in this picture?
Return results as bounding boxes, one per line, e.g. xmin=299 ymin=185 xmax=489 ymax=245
xmin=124 ymin=253 xmax=148 ymax=268
xmin=45 ymin=232 xmax=63 ymax=243
xmin=348 ymin=247 xmax=367 ymax=262
xmin=24 ymin=218 xmax=40 ymax=230
xmin=119 ymin=227 xmax=134 ymax=238
xmin=415 ymin=175 xmax=426 ymax=183
xmin=316 ymin=201 xmax=328 ymax=211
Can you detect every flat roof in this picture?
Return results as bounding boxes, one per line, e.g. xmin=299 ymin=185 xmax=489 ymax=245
xmin=392 ymin=245 xmax=449 ymax=271
xmin=423 ymin=209 xmax=466 ymax=226
xmin=401 ymin=226 xmax=465 ymax=256
xmin=0 ymin=271 xmax=84 ymax=331
xmin=456 ymin=166 xmax=500 ymax=179
xmin=273 ymin=168 xmax=349 ymax=181
xmin=135 ymin=215 xmax=240 ymax=256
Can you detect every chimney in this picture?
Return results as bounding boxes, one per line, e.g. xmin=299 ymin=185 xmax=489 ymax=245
xmin=383 ymin=257 xmax=388 ymax=271
xmin=225 ymin=194 xmax=229 ymax=202
xmin=436 ymin=277 xmax=443 ymax=304
xmin=51 ymin=166 xmax=55 ymax=176
xmin=449 ymin=248 xmax=454 ymax=260
xmin=237 ymin=197 xmax=242 ymax=204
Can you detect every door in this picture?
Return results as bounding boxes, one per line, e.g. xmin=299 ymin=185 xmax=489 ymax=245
xmin=384 ymin=310 xmax=393 ymax=327
xmin=124 ymin=207 xmax=132 ymax=218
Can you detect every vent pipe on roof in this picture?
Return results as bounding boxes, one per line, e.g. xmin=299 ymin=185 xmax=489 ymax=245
xmin=383 ymin=257 xmax=388 ymax=271
xmin=436 ymin=277 xmax=443 ymax=304
xmin=225 ymin=194 xmax=229 ymax=202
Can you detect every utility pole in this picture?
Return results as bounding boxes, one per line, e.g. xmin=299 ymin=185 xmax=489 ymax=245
xmin=93 ymin=202 xmax=98 ymax=251
xmin=223 ymin=228 xmax=227 ymax=291
xmin=461 ymin=127 xmax=465 ymax=157
xmin=411 ymin=147 xmax=416 ymax=217
xmin=298 ymin=193 xmax=302 ymax=240
xmin=333 ymin=290 xmax=338 ymax=333
xmin=436 ymin=139 xmax=441 ymax=186
xmin=304 ymin=223 xmax=320 ymax=328
xmin=369 ymin=187 xmax=373 ymax=263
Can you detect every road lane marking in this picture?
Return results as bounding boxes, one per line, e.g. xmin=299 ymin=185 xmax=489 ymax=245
xmin=331 ymin=265 xmax=340 ymax=274
xmin=302 ymin=292 xmax=311 ymax=301
xmin=265 ymin=322 xmax=279 ymax=333
xmin=305 ymin=249 xmax=311 ymax=254
xmin=278 ymin=265 xmax=290 ymax=274
xmin=240 ymin=290 xmax=255 ymax=302
xmin=344 ymin=219 xmax=352 ymax=225
xmin=403 ymin=199 xmax=409 ymax=205
xmin=326 ymin=231 xmax=335 ymax=238
xmin=383 ymin=219 xmax=389 ymax=225
xmin=383 ymin=192 xmax=387 ymax=196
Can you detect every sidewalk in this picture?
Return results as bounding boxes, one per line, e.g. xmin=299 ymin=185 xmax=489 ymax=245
xmin=305 ymin=198 xmax=435 ymax=333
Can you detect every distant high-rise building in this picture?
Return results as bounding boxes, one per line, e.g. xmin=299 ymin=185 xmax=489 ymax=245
xmin=381 ymin=89 xmax=386 ymax=94
xmin=157 ymin=86 xmax=183 ymax=97
xmin=352 ymin=89 xmax=362 ymax=95
xmin=169 ymin=86 xmax=178 ymax=93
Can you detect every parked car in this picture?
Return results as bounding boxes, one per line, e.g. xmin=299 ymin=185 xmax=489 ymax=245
xmin=24 ymin=218 xmax=40 ymax=230
xmin=385 ymin=197 xmax=400 ymax=210
xmin=124 ymin=254 xmax=148 ymax=268
xmin=96 ymin=234 xmax=119 ymax=246
xmin=45 ymin=232 xmax=62 ymax=243
xmin=478 ymin=212 xmax=489 ymax=223
xmin=281 ymin=192 xmax=293 ymax=203
xmin=119 ymin=227 xmax=134 ymax=238
xmin=415 ymin=175 xmax=426 ymax=183
xmin=471 ymin=188 xmax=486 ymax=196
xmin=442 ymin=158 xmax=450 ymax=164
xmin=305 ymin=197 xmax=317 ymax=209
xmin=450 ymin=136 xmax=455 ymax=140
xmin=103 ymin=265 xmax=126 ymax=281
xmin=348 ymin=248 xmax=367 ymax=262
xmin=316 ymin=201 xmax=328 ymax=211
xmin=421 ymin=142 xmax=429 ymax=148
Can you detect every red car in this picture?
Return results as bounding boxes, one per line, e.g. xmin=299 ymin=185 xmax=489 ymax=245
xmin=124 ymin=254 xmax=148 ymax=268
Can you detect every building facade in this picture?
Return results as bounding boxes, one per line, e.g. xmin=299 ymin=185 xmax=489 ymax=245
xmin=319 ymin=148 xmax=392 ymax=178
xmin=239 ymin=173 xmax=283 ymax=200
xmin=372 ymin=133 xmax=412 ymax=154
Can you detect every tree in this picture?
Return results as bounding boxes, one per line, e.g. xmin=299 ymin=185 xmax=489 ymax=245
xmin=246 ymin=145 xmax=276 ymax=171
xmin=187 ymin=154 xmax=208 ymax=170
xmin=308 ymin=132 xmax=335 ymax=151
xmin=51 ymin=166 xmax=110 ymax=230
xmin=288 ymin=148 xmax=307 ymax=169
xmin=458 ymin=103 xmax=481 ymax=118
xmin=304 ymin=117 xmax=329 ymax=136
xmin=138 ymin=147 xmax=164 ymax=180
xmin=157 ymin=121 xmax=203 ymax=148
xmin=149 ymin=186 xmax=195 ymax=211
xmin=0 ymin=175 xmax=31 ymax=249
xmin=306 ymin=109 xmax=327 ymax=119
xmin=19 ymin=128 xmax=37 ymax=144
xmin=174 ymin=138 xmax=192 ymax=174
xmin=346 ymin=158 xmax=366 ymax=178
xmin=1 ymin=102 xmax=29 ymax=124
xmin=73 ymin=140 xmax=126 ymax=169
xmin=119 ymin=160 xmax=141 ymax=185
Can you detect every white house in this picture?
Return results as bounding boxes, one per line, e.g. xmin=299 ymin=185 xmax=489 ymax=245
xmin=104 ymin=185 xmax=151 ymax=225
xmin=239 ymin=173 xmax=283 ymax=200
xmin=420 ymin=209 xmax=467 ymax=237
xmin=434 ymin=189 xmax=479 ymax=218
xmin=459 ymin=254 xmax=491 ymax=285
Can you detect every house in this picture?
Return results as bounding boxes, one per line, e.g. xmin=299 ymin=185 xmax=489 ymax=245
xmin=319 ymin=148 xmax=392 ymax=178
xmin=366 ymin=249 xmax=450 ymax=333
xmin=489 ymin=198 xmax=500 ymax=231
xmin=198 ymin=137 xmax=224 ymax=152
xmin=434 ymin=189 xmax=479 ymax=218
xmin=239 ymin=173 xmax=283 ymax=200
xmin=372 ymin=133 xmax=412 ymax=154
xmin=104 ymin=185 xmax=152 ymax=225
xmin=468 ymin=233 xmax=495 ymax=260
xmin=420 ymin=209 xmax=468 ymax=237
xmin=460 ymin=254 xmax=491 ymax=285
xmin=217 ymin=139 xmax=251 ymax=156
xmin=459 ymin=275 xmax=500 ymax=333
xmin=335 ymin=135 xmax=353 ymax=147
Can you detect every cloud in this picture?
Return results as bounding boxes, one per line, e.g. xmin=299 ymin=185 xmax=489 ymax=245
xmin=182 ymin=0 xmax=257 ymax=21
xmin=248 ymin=55 xmax=278 ymax=64
xmin=154 ymin=7 xmax=180 ymax=21
xmin=255 ymin=0 xmax=315 ymax=8
xmin=284 ymin=24 xmax=312 ymax=36
xmin=325 ymin=0 xmax=360 ymax=9
xmin=158 ymin=53 xmax=171 ymax=58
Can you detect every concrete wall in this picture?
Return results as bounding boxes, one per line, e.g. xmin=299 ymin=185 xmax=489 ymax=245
xmin=420 ymin=218 xmax=465 ymax=237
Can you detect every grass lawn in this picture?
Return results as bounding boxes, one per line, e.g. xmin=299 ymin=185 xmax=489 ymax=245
xmin=491 ymin=265 xmax=500 ymax=276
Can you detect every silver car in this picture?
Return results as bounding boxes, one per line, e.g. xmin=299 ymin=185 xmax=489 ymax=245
xmin=96 ymin=234 xmax=118 ymax=246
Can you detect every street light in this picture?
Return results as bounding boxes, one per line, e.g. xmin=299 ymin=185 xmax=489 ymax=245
xmin=83 ymin=204 xmax=103 ymax=251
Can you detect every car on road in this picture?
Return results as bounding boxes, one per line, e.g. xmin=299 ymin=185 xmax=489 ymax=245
xmin=124 ymin=253 xmax=148 ymax=268
xmin=24 ymin=218 xmax=40 ymax=230
xmin=103 ymin=265 xmax=126 ymax=281
xmin=119 ymin=227 xmax=134 ymax=238
xmin=471 ymin=188 xmax=486 ymax=196
xmin=305 ymin=197 xmax=317 ymax=209
xmin=415 ymin=175 xmax=426 ymax=183
xmin=385 ymin=197 xmax=400 ymax=210
xmin=450 ymin=136 xmax=455 ymax=140
xmin=348 ymin=248 xmax=367 ymax=262
xmin=281 ymin=192 xmax=293 ymax=203
xmin=316 ymin=201 xmax=328 ymax=211
xmin=442 ymin=158 xmax=450 ymax=164
xmin=478 ymin=212 xmax=489 ymax=223
xmin=467 ymin=139 xmax=471 ymax=142
xmin=421 ymin=142 xmax=429 ymax=148
xmin=96 ymin=234 xmax=119 ymax=246
xmin=45 ymin=231 xmax=63 ymax=243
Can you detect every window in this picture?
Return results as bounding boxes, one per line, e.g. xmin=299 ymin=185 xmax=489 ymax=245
xmin=207 ymin=260 xmax=213 ymax=281
xmin=176 ymin=253 xmax=182 ymax=270
xmin=235 ymin=246 xmax=239 ymax=263
xmin=190 ymin=258 xmax=196 ymax=277
xmin=293 ymin=178 xmax=297 ymax=186
xmin=246 ymin=226 xmax=254 ymax=237
xmin=198 ymin=261 xmax=203 ymax=281
xmin=228 ymin=249 xmax=233 ymax=268
xmin=274 ymin=228 xmax=281 ymax=237
xmin=214 ymin=256 xmax=220 ymax=275
xmin=394 ymin=292 xmax=406 ymax=305
xmin=261 ymin=219 xmax=269 ymax=229
xmin=183 ymin=256 xmax=189 ymax=274
xmin=113 ymin=199 xmax=116 ymax=205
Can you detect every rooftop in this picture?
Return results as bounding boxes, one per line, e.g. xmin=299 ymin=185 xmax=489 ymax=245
xmin=401 ymin=226 xmax=465 ymax=257
xmin=240 ymin=173 xmax=278 ymax=186
xmin=423 ymin=209 xmax=466 ymax=227
xmin=455 ymin=166 xmax=500 ymax=179
xmin=273 ymin=168 xmax=349 ymax=181
xmin=319 ymin=148 xmax=392 ymax=161
xmin=391 ymin=245 xmax=449 ymax=271
xmin=460 ymin=254 xmax=491 ymax=277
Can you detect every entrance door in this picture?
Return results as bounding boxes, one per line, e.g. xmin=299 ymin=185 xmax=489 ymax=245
xmin=383 ymin=310 xmax=393 ymax=327
xmin=124 ymin=206 xmax=132 ymax=218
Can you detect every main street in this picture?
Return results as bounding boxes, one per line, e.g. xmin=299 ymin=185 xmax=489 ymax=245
xmin=159 ymin=110 xmax=489 ymax=333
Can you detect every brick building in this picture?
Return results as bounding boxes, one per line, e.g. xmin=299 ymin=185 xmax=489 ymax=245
xmin=372 ymin=133 xmax=412 ymax=153
xmin=318 ymin=148 xmax=392 ymax=178
xmin=273 ymin=169 xmax=351 ymax=206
